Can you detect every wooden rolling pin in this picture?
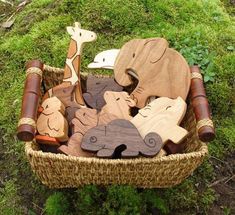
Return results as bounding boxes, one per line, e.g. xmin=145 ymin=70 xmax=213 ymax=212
xmin=17 ymin=60 xmax=43 ymax=141
xmin=190 ymin=65 xmax=215 ymax=142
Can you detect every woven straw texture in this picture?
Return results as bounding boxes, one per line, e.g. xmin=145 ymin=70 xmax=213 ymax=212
xmin=25 ymin=65 xmax=208 ymax=188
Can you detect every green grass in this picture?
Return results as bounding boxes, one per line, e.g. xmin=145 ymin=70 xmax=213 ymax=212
xmin=0 ymin=0 xmax=234 ymax=214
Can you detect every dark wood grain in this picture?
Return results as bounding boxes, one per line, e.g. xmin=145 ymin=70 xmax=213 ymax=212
xmin=81 ymin=119 xmax=163 ymax=158
xmin=58 ymin=133 xmax=95 ymax=157
xmin=83 ymin=75 xmax=123 ymax=110
xmin=58 ymin=108 xmax=98 ymax=157
xmin=58 ymin=108 xmax=122 ymax=157
xmin=17 ymin=60 xmax=43 ymax=141
xmin=190 ymin=65 xmax=215 ymax=142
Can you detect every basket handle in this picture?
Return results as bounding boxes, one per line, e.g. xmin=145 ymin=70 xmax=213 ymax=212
xmin=17 ymin=60 xmax=43 ymax=141
xmin=190 ymin=65 xmax=215 ymax=142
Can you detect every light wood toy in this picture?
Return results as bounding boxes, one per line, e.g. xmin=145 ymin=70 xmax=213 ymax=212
xmin=131 ymin=97 xmax=188 ymax=146
xmin=81 ymin=119 xmax=163 ymax=158
xmin=36 ymin=97 xmax=69 ymax=144
xmin=44 ymin=22 xmax=97 ymax=106
xmin=114 ymin=38 xmax=191 ymax=108
xmin=100 ymin=91 xmax=136 ymax=120
xmin=88 ymin=49 xmax=120 ymax=69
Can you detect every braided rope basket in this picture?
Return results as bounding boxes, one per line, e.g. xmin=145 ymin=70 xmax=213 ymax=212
xmin=25 ymin=65 xmax=208 ymax=188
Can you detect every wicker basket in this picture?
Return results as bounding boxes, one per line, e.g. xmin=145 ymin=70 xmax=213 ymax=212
xmin=25 ymin=65 xmax=208 ymax=188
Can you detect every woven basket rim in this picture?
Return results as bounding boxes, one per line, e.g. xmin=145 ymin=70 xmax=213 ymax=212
xmin=25 ymin=141 xmax=208 ymax=164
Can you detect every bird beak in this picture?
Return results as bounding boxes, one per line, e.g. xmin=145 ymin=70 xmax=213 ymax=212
xmin=38 ymin=106 xmax=44 ymax=113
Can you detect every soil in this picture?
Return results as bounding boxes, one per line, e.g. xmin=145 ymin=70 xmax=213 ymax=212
xmin=208 ymin=152 xmax=235 ymax=214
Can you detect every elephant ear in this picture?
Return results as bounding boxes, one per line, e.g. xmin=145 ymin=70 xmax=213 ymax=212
xmin=144 ymin=38 xmax=168 ymax=64
xmin=114 ymin=39 xmax=141 ymax=86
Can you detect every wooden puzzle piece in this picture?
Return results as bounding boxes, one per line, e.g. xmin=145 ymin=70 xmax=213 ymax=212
xmin=100 ymin=91 xmax=136 ymax=120
xmin=88 ymin=49 xmax=120 ymax=69
xmin=81 ymin=119 xmax=163 ymax=158
xmin=131 ymin=97 xmax=188 ymax=145
xmin=114 ymin=38 xmax=191 ymax=108
xmin=58 ymin=133 xmax=95 ymax=157
xmin=36 ymin=97 xmax=69 ymax=142
xmin=83 ymin=75 xmax=123 ymax=110
xmin=72 ymin=108 xmax=98 ymax=134
xmin=58 ymin=108 xmax=117 ymax=157
xmin=98 ymin=112 xmax=118 ymax=125
xmin=43 ymin=22 xmax=97 ymax=106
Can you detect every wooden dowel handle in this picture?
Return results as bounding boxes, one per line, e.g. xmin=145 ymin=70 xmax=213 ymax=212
xmin=17 ymin=60 xmax=43 ymax=141
xmin=190 ymin=65 xmax=215 ymax=142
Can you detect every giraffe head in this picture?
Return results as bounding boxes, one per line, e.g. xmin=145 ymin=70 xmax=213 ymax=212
xmin=67 ymin=22 xmax=97 ymax=43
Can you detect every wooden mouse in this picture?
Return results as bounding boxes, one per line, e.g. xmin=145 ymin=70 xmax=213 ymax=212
xmin=114 ymin=38 xmax=191 ymax=108
xmin=100 ymin=91 xmax=136 ymax=120
xmin=83 ymin=75 xmax=123 ymax=110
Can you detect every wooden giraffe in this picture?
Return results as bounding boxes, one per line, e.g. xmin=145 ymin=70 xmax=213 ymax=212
xmin=44 ymin=22 xmax=97 ymax=106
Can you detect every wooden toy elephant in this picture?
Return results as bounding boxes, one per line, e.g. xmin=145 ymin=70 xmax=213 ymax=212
xmin=114 ymin=38 xmax=191 ymax=108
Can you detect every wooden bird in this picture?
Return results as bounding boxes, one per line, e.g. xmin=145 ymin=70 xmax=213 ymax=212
xmin=36 ymin=97 xmax=69 ymax=142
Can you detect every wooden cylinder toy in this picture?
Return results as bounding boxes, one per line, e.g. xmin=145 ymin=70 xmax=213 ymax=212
xmin=190 ymin=65 xmax=215 ymax=142
xmin=17 ymin=60 xmax=43 ymax=141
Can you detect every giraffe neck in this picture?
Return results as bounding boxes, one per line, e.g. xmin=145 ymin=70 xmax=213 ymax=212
xmin=63 ymin=39 xmax=84 ymax=85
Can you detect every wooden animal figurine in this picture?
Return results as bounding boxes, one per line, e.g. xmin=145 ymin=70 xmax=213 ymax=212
xmin=88 ymin=49 xmax=120 ymax=69
xmin=131 ymin=97 xmax=188 ymax=147
xmin=43 ymin=22 xmax=97 ymax=106
xmin=100 ymin=91 xmax=136 ymax=120
xmin=190 ymin=65 xmax=215 ymax=142
xmin=81 ymin=119 xmax=163 ymax=158
xmin=58 ymin=108 xmax=117 ymax=157
xmin=114 ymin=38 xmax=191 ymax=108
xmin=83 ymin=75 xmax=123 ymax=110
xmin=17 ymin=60 xmax=43 ymax=141
xmin=36 ymin=97 xmax=69 ymax=143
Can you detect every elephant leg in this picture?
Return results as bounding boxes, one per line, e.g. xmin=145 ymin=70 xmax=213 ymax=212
xmin=97 ymin=148 xmax=114 ymax=158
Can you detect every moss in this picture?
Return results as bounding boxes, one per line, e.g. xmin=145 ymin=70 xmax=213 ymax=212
xmin=0 ymin=180 xmax=24 ymax=215
xmin=0 ymin=0 xmax=234 ymax=213
xmin=45 ymin=192 xmax=71 ymax=215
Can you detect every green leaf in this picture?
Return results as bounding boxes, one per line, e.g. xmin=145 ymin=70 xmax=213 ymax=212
xmin=227 ymin=46 xmax=234 ymax=51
